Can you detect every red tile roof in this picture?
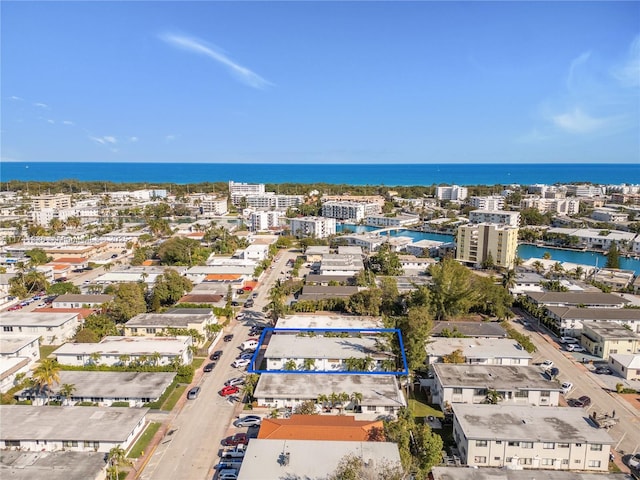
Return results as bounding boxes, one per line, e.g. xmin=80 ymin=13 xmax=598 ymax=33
xmin=257 ymin=415 xmax=384 ymax=442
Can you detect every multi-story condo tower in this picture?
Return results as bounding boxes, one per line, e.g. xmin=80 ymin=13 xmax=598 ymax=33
xmin=229 ymin=181 xmax=265 ymax=206
xmin=436 ymin=185 xmax=468 ymax=201
xmin=289 ymin=217 xmax=336 ymax=239
xmin=456 ymin=223 xmax=519 ymax=269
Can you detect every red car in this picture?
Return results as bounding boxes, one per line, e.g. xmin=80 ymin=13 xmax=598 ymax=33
xmin=8 ymin=305 xmax=22 ymax=311
xmin=221 ymin=433 xmax=249 ymax=447
xmin=219 ymin=385 xmax=240 ymax=397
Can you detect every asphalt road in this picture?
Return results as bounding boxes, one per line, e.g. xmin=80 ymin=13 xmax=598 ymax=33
xmin=515 ymin=315 xmax=640 ymax=457
xmin=139 ymin=248 xmax=299 ymax=480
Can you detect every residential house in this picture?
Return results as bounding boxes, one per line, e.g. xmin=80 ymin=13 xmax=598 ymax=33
xmin=257 ymin=415 xmax=385 ymax=441
xmin=0 ymin=405 xmax=148 ymax=453
xmin=608 ymin=354 xmax=640 ymax=381
xmin=297 ymin=285 xmax=359 ymax=302
xmin=426 ymin=338 xmax=532 ymax=366
xmin=253 ymin=373 xmax=406 ymax=416
xmin=545 ymin=307 xmax=640 ymax=337
xmin=52 ymin=335 xmax=193 ymax=367
xmin=0 ymin=312 xmax=81 ymax=345
xmin=452 ymin=404 xmax=613 ymax=471
xmin=0 ymin=335 xmax=40 ymax=394
xmin=124 ymin=310 xmax=217 ymax=345
xmin=52 ymin=294 xmax=114 ymax=309
xmin=430 ymin=321 xmax=507 ymax=339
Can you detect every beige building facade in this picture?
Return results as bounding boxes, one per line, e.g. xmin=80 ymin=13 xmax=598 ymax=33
xmin=456 ymin=223 xmax=519 ymax=269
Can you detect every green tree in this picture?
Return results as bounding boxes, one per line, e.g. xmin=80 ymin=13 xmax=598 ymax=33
xmin=394 ymin=306 xmax=432 ymax=371
xmin=107 ymin=446 xmax=132 ymax=480
xmin=293 ymin=399 xmax=318 ymax=415
xmin=47 ymin=281 xmax=81 ymax=295
xmin=59 ymin=383 xmax=76 ymax=406
xmin=157 ymin=236 xmax=211 ymax=266
xmin=32 ymin=359 xmax=61 ymax=404
xmin=284 ymin=359 xmax=298 ymax=370
xmin=369 ymin=242 xmax=403 ymax=276
xmin=485 ymin=389 xmax=502 ymax=404
xmin=428 ymin=258 xmax=476 ymax=321
xmin=80 ymin=314 xmax=119 ymax=340
xmin=379 ymin=277 xmax=401 ymax=316
xmin=107 ymin=283 xmax=147 ymax=323
xmin=151 ymin=269 xmax=193 ymax=308
xmin=442 ymin=348 xmax=466 ymax=364
xmin=606 ymin=242 xmax=620 ymax=269
xmin=25 ymin=248 xmax=51 ymax=266
xmin=347 ymin=288 xmax=382 ymax=316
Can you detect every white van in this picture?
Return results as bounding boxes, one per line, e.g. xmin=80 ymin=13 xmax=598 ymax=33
xmin=218 ymin=469 xmax=238 ymax=480
xmin=559 ymin=336 xmax=578 ymax=344
xmin=241 ymin=340 xmax=259 ymax=351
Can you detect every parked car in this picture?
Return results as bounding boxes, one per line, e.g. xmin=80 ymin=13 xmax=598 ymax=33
xmin=566 ymin=344 xmax=586 ymax=352
xmin=224 ymin=377 xmax=245 ymax=387
xmin=220 ymin=444 xmax=247 ymax=459
xmin=541 ymin=360 xmax=554 ymax=369
xmin=595 ymin=366 xmax=612 ymax=375
xmin=221 ymin=433 xmax=249 ymax=447
xmin=252 ymin=292 xmax=259 ymax=298
xmin=187 ymin=386 xmax=201 ymax=400
xmin=217 ymin=468 xmax=239 ymax=480
xmin=8 ymin=305 xmax=22 ymax=311
xmin=224 ymin=334 xmax=234 ymax=342
xmin=545 ymin=367 xmax=560 ymax=379
xmin=570 ymin=395 xmax=591 ymax=408
xmin=561 ymin=382 xmax=573 ymax=395
xmin=627 ymin=453 xmax=640 ymax=469
xmin=241 ymin=340 xmax=259 ymax=351
xmin=203 ymin=362 xmax=216 ymax=372
xmin=232 ymin=358 xmax=250 ymax=369
xmin=560 ymin=336 xmax=579 ymax=344
xmin=234 ymin=415 xmax=262 ymax=427
xmin=210 ymin=350 xmax=223 ymax=361
xmin=219 ymin=385 xmax=240 ymax=397
xmin=244 ymin=299 xmax=254 ymax=308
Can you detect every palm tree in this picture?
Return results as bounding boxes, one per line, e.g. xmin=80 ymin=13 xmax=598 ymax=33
xmin=502 ymin=269 xmax=517 ymax=290
xmin=32 ymin=359 xmax=61 ymax=404
xmin=89 ymin=352 xmax=102 ymax=366
xmin=485 ymin=389 xmax=502 ymax=405
xmin=532 ymin=260 xmax=544 ymax=275
xmin=317 ymin=393 xmax=329 ymax=411
xmin=118 ymin=354 xmax=131 ymax=367
xmin=302 ymin=358 xmax=316 ymax=371
xmin=284 ymin=359 xmax=297 ymax=371
xmin=59 ymin=383 xmax=76 ymax=406
xmin=107 ymin=446 xmax=132 ymax=480
xmin=350 ymin=391 xmax=363 ymax=412
xmin=149 ymin=351 xmax=161 ymax=367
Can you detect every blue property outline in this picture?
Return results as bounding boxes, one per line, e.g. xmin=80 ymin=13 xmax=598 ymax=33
xmin=247 ymin=328 xmax=409 ymax=376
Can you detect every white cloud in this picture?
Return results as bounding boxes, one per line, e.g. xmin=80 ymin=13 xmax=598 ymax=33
xmin=612 ymin=35 xmax=640 ymax=87
xmin=566 ymin=51 xmax=591 ymax=90
xmin=9 ymin=96 xmax=23 ymax=101
xmin=160 ymin=33 xmax=273 ymax=89
xmin=89 ymin=135 xmax=118 ymax=145
xmin=63 ymin=120 xmax=75 ymax=126
xmin=47 ymin=119 xmax=55 ymax=124
xmin=129 ymin=136 xmax=138 ymax=143
xmin=103 ymin=136 xmax=117 ymax=144
xmin=551 ymin=108 xmax=612 ymax=134
xmin=165 ymin=134 xmax=177 ymax=142
xmin=33 ymin=102 xmax=48 ymax=108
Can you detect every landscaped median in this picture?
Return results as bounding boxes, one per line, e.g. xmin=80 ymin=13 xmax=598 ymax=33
xmin=128 ymin=422 xmax=161 ymax=458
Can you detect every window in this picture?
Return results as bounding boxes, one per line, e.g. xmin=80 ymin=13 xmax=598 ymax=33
xmin=507 ymin=441 xmax=519 ymax=447
xmin=84 ymin=441 xmax=99 ymax=448
xmin=514 ymin=390 xmax=528 ymax=398
xmin=367 ymin=406 xmax=376 ymax=411
xmin=3 ymin=326 xmax=13 ymax=332
xmin=146 ymin=328 xmax=156 ymax=334
xmin=543 ymin=442 xmax=555 ymax=449
xmin=475 ymin=440 xmax=488 ymax=447
xmin=453 ymin=388 xmax=463 ymax=394
xmin=264 ymin=398 xmax=274 ymax=403
xmin=575 ymin=443 xmax=582 ymax=447
xmin=474 ymin=388 xmax=486 ymax=396
xmin=588 ymin=460 xmax=601 ymax=468
xmin=63 ymin=441 xmax=79 ymax=448
xmin=473 ymin=456 xmax=487 ymax=463
xmin=574 ymin=460 xmax=582 ymax=464
xmin=76 ymin=356 xmax=83 ymax=361
xmin=541 ymin=458 xmax=554 ymax=466
xmin=4 ymin=440 xmax=20 ymax=447
xmin=562 ymin=459 xmax=569 ymax=465
xmin=519 ymin=458 xmax=532 ymax=465
xmin=541 ymin=390 xmax=550 ymax=397
xmin=494 ymin=457 xmax=501 ymax=461
xmin=521 ymin=442 xmax=533 ymax=449
xmin=495 ymin=441 xmax=502 ymax=445
xmin=130 ymin=328 xmax=138 ymax=333
xmin=590 ymin=444 xmax=603 ymax=451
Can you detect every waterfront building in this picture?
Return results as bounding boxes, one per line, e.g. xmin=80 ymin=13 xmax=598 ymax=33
xmin=229 ymin=181 xmax=266 ymax=205
xmin=364 ymin=214 xmax=419 ymax=228
xmin=31 ymin=194 xmax=72 ymax=210
xmin=244 ymin=192 xmax=304 ymax=209
xmin=199 ymin=195 xmax=228 ymax=216
xmin=456 ymin=223 xmax=519 ymax=269
xmin=250 ymin=210 xmax=285 ymax=232
xmin=289 ymin=216 xmax=336 ymax=239
xmin=565 ymin=184 xmax=605 ymax=197
xmin=580 ymin=321 xmax=640 ymax=359
xmin=321 ymin=194 xmax=386 ymax=208
xmin=591 ymin=208 xmax=629 ymax=223
xmin=519 ymin=196 xmax=580 ymax=216
xmin=321 ymin=201 xmax=380 ymax=221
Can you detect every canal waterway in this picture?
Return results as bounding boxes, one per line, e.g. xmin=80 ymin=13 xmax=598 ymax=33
xmin=337 ymin=224 xmax=640 ymax=275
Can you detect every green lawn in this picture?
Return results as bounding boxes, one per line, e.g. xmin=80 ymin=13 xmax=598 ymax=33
xmin=161 ymin=385 xmax=187 ymax=411
xmin=128 ymin=422 xmax=161 ymax=458
xmin=407 ymin=388 xmax=444 ymax=422
xmin=39 ymin=345 xmax=59 ymax=359
xmin=191 ymin=358 xmax=205 ymax=370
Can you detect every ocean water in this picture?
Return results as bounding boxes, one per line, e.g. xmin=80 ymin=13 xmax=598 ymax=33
xmin=2 ymin=162 xmax=639 ymax=186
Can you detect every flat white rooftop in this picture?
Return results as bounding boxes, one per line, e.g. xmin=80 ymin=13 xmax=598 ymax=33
xmin=254 ymin=373 xmax=405 ymax=408
xmin=433 ymin=364 xmax=561 ymax=390
xmin=452 ymin=404 xmax=614 ymax=444
xmin=264 ymin=335 xmax=391 ymax=360
xmin=0 ymin=451 xmax=107 ymax=480
xmin=0 ymin=335 xmax=39 ymax=355
xmin=53 ymin=335 xmax=190 ymax=356
xmin=0 ymin=312 xmax=78 ymax=327
xmin=274 ymin=314 xmax=383 ymax=330
xmin=431 ymin=466 xmax=618 ymax=480
xmin=237 ymin=439 xmax=401 ymax=480
xmin=125 ymin=313 xmax=213 ymax=327
xmin=0 ymin=405 xmax=148 ymax=442
xmin=427 ymin=338 xmax=532 ymax=360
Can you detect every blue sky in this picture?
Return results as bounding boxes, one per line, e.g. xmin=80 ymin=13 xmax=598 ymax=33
xmin=2 ymin=1 xmax=639 ymax=164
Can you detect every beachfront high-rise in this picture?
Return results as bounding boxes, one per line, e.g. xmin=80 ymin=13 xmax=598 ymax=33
xmin=455 ymin=223 xmax=519 ymax=269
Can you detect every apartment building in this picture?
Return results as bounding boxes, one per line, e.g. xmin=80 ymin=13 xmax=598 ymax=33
xmin=452 ymin=404 xmax=613 ymax=471
xmin=289 ymin=216 xmax=336 ymax=239
xmin=430 ymin=364 xmax=561 ymax=409
xmin=124 ymin=310 xmax=217 ymax=345
xmin=364 ymin=214 xmax=419 ymax=228
xmin=426 ymin=338 xmax=532 ymax=366
xmin=580 ymin=321 xmax=640 ymax=358
xmin=31 ymin=194 xmax=72 ymax=210
xmin=321 ymin=201 xmax=380 ymax=221
xmin=468 ymin=196 xmax=505 ymax=210
xmin=591 ymin=208 xmax=628 ymax=223
xmin=520 ymin=197 xmax=580 ymax=216
xmin=455 ymin=223 xmax=519 ymax=269
xmin=245 ymin=193 xmax=303 ymax=209
xmin=250 ymin=210 xmax=285 ymax=232
xmin=229 ymin=181 xmax=265 ymax=205
xmin=565 ymin=184 xmax=605 ymax=197
xmin=199 ymin=195 xmax=228 ymax=216
xmin=0 ymin=312 xmax=82 ymax=345
xmin=468 ymin=210 xmax=520 ymax=226
xmin=437 ymin=185 xmax=468 ymax=201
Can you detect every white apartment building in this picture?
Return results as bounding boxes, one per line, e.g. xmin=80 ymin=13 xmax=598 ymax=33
xmin=52 ymin=335 xmax=193 ymax=366
xmin=289 ymin=216 xmax=336 ymax=239
xmin=544 ymin=227 xmax=636 ymax=251
xmin=468 ymin=196 xmax=505 ymax=210
xmin=322 ymin=201 xmax=380 ymax=221
xmin=430 ymin=364 xmax=561 ymax=409
xmin=437 ymin=185 xmax=468 ymax=201
xmin=52 ymin=294 xmax=114 ymax=309
xmin=364 ymin=214 xmax=419 ymax=228
xmin=520 ymin=197 xmax=580 ymax=216
xmin=250 ymin=210 xmax=285 ymax=231
xmin=31 ymin=209 xmax=57 ymax=227
xmin=0 ymin=312 xmax=82 ymax=345
xmin=452 ymin=404 xmax=613 ymax=471
xmin=31 ymin=194 xmax=72 ymax=210
xmin=565 ymin=184 xmax=605 ymax=197
xmin=318 ymin=253 xmax=365 ymax=276
xmin=426 ymin=338 xmax=532 ymax=366
xmin=468 ymin=210 xmax=520 ymax=226
xmin=245 ymin=193 xmax=303 ymax=209
xmin=199 ymin=196 xmax=228 ymax=216
xmin=591 ymin=209 xmax=628 ymax=223
xmin=0 ymin=336 xmax=40 ymax=393
xmin=229 ymin=181 xmax=265 ymax=205
xmin=124 ymin=311 xmax=217 ymax=345
xmin=456 ymin=223 xmax=519 ymax=269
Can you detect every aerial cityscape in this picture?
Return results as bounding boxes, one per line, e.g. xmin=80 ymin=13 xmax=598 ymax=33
xmin=1 ymin=2 xmax=640 ymax=480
